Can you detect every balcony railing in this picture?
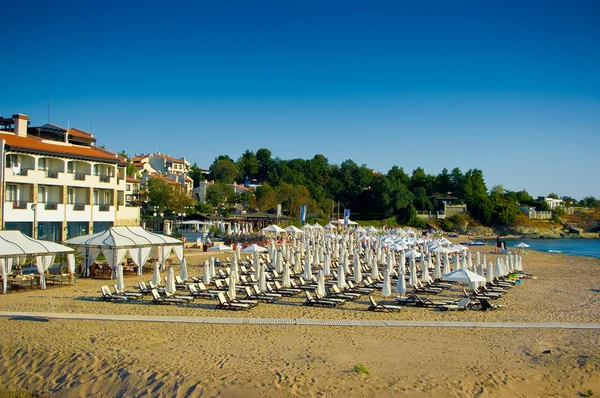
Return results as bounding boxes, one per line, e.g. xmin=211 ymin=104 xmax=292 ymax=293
xmin=98 ymin=204 xmax=110 ymax=211
xmin=73 ymin=173 xmax=87 ymax=181
xmin=45 ymin=170 xmax=59 ymax=179
xmin=12 ymin=168 xmax=30 ymax=176
xmin=12 ymin=201 xmax=28 ymax=209
xmin=44 ymin=202 xmax=58 ymax=210
xmin=73 ymin=204 xmax=86 ymax=211
xmin=99 ymin=175 xmax=112 ymax=183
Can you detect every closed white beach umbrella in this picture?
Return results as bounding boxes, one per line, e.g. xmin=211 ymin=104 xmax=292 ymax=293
xmin=228 ymin=272 xmax=236 ymax=300
xmin=495 ymin=257 xmax=503 ymax=278
xmin=317 ymin=270 xmax=326 ymax=297
xmin=371 ymin=259 xmax=379 ymax=281
xmin=482 ymin=254 xmax=487 ymax=270
xmin=323 ymin=253 xmax=331 ymax=276
xmin=179 ymin=258 xmax=188 ymax=282
xmin=165 ymin=267 xmax=176 ymax=294
xmin=203 ymin=259 xmax=211 ymax=285
xmin=276 ymin=252 xmax=283 ymax=273
xmin=454 ymin=255 xmax=461 ymax=271
xmin=477 ymin=262 xmax=485 ymax=287
xmin=476 ymin=251 xmax=481 ymax=267
xmin=231 ymin=258 xmax=239 ymax=282
xmin=382 ymin=269 xmax=392 ymax=297
xmin=259 ymin=265 xmax=267 ymax=292
xmin=395 ymin=264 xmax=407 ymax=296
xmin=434 ymin=253 xmax=442 ymax=280
xmin=116 ymin=263 xmax=125 ymax=292
xmin=443 ymin=252 xmax=451 ymax=275
xmin=152 ymin=261 xmax=161 ymax=286
xmin=304 ymin=256 xmax=312 ymax=281
xmin=337 ymin=263 xmax=347 ymax=290
xmin=353 ymin=257 xmax=362 ymax=283
xmin=282 ymin=261 xmax=291 ymax=287
xmin=486 ymin=261 xmax=495 ymax=283
xmin=468 ymin=253 xmax=474 ymax=271
xmin=293 ymin=251 xmax=302 ymax=274
xmin=462 ymin=254 xmax=468 ymax=270
xmin=209 ymin=256 xmax=216 ymax=278
xmin=421 ymin=255 xmax=432 ymax=283
xmin=254 ymin=254 xmax=261 ymax=280
xmin=409 ymin=256 xmax=418 ymax=286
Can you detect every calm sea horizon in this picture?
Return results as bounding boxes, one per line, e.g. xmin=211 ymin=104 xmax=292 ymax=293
xmin=484 ymin=238 xmax=600 ymax=260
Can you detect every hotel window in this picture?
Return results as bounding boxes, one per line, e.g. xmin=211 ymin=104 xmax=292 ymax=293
xmin=67 ymin=162 xmax=74 ymax=173
xmin=6 ymin=185 xmax=16 ymax=202
xmin=38 ymin=186 xmax=47 ymax=203
xmin=67 ymin=188 xmax=74 ymax=204
xmin=38 ymin=158 xmax=47 ymax=171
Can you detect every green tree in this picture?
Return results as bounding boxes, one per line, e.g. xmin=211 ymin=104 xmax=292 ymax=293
xmin=209 ymin=156 xmax=238 ymax=183
xmin=463 ymin=169 xmax=492 ymax=223
xmin=277 ymin=183 xmax=312 ymax=219
xmin=255 ymin=183 xmax=278 ymax=211
xmin=206 ymin=182 xmax=235 ymax=209
xmin=238 ymin=189 xmax=256 ymax=209
xmin=189 ymin=162 xmax=206 ymax=187
xmin=548 ymin=192 xmax=559 ymax=199
xmin=237 ymin=150 xmax=259 ymax=182
xmin=450 ymin=168 xmax=465 ymax=198
xmin=256 ymin=148 xmax=273 ymax=182
xmin=147 ymin=178 xmax=172 ymax=212
xmin=435 ymin=168 xmax=452 ymax=195
xmin=412 ymin=186 xmax=433 ymax=211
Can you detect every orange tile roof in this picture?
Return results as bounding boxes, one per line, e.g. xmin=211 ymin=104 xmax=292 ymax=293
xmin=156 ymin=153 xmax=186 ymax=163
xmin=131 ymin=155 xmax=148 ymax=162
xmin=150 ymin=173 xmax=182 ymax=185
xmin=68 ymin=128 xmax=95 ymax=141
xmin=0 ymin=131 xmax=126 ymax=165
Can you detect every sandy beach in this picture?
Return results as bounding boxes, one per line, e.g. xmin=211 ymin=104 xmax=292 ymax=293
xmin=0 ymin=247 xmax=599 ymax=397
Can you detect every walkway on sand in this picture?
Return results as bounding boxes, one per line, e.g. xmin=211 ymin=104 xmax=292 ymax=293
xmin=0 ymin=311 xmax=599 ymax=329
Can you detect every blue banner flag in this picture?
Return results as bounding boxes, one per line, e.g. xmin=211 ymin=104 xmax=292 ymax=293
xmin=300 ymin=205 xmax=307 ymax=223
xmin=343 ymin=209 xmax=350 ymax=226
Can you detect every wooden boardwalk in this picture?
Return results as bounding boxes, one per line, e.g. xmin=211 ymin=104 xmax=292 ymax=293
xmin=1 ymin=311 xmax=599 ymax=329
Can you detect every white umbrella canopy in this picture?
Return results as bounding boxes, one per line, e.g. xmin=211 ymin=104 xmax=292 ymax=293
xmin=324 ymin=223 xmax=336 ymax=229
xmin=115 ymin=263 xmax=125 ymax=292
xmin=382 ymin=269 xmax=392 ymax=297
xmin=179 ymin=258 xmax=188 ymax=281
xmin=442 ymin=268 xmax=486 ymax=283
xmin=515 ymin=242 xmax=530 ymax=248
xmin=241 ymin=244 xmax=268 ymax=253
xmin=165 ymin=267 xmax=177 ymax=294
xmin=261 ymin=224 xmax=286 ymax=233
xmin=228 ymin=272 xmax=236 ymax=300
xmin=285 ymin=225 xmax=303 ymax=234
xmin=152 ymin=261 xmax=161 ymax=285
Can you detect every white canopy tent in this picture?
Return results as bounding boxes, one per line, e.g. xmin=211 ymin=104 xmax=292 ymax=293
xmin=0 ymin=230 xmax=74 ymax=292
xmin=64 ymin=226 xmax=184 ymax=277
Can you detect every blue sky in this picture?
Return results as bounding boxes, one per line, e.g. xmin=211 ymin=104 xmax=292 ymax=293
xmin=2 ymin=0 xmax=599 ymax=199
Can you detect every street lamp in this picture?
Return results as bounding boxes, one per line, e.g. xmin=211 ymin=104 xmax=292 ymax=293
xmin=153 ymin=212 xmax=157 ymax=232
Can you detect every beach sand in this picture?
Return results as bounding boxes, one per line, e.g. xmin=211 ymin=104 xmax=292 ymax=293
xmin=0 ymin=248 xmax=599 ymax=397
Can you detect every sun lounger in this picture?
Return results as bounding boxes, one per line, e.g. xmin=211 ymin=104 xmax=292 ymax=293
xmin=138 ymin=281 xmax=153 ymax=295
xmin=395 ymin=294 xmax=451 ymax=307
xmin=329 ymin=285 xmax=360 ymax=300
xmin=151 ymin=288 xmax=183 ymax=305
xmin=368 ymin=296 xmax=402 ymax=312
xmin=100 ymin=286 xmax=129 ymax=302
xmin=164 ymin=290 xmax=195 ymax=302
xmin=216 ymin=292 xmax=250 ymax=311
xmin=266 ymin=282 xmax=295 ymax=297
xmin=113 ymin=285 xmax=142 ymax=299
xmin=226 ymin=292 xmax=258 ymax=307
xmin=274 ymin=281 xmax=301 ymax=294
xmin=439 ymin=296 xmax=472 ymax=311
xmin=252 ymin=284 xmax=282 ymax=300
xmin=244 ymin=286 xmax=276 ymax=303
xmin=188 ymin=284 xmax=216 ymax=298
xmin=304 ymin=291 xmax=338 ymax=307
xmin=346 ymin=280 xmax=373 ymax=295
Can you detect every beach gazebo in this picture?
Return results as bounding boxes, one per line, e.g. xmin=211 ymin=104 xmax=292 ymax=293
xmin=0 ymin=230 xmax=75 ymax=293
xmin=64 ymin=226 xmax=184 ymax=277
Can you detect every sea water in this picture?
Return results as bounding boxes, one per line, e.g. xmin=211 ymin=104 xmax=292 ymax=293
xmin=496 ymin=238 xmax=600 ymax=260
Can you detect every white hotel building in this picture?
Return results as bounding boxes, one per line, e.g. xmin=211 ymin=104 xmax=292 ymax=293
xmin=0 ymin=113 xmax=140 ymax=241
